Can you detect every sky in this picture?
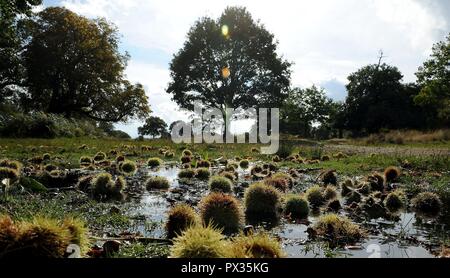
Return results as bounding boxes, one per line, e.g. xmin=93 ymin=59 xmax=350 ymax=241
xmin=41 ymin=0 xmax=450 ymax=137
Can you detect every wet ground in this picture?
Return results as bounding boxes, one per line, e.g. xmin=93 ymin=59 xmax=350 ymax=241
xmin=116 ymin=164 xmax=449 ymax=258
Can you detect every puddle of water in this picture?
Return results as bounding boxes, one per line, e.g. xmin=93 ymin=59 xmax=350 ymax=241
xmin=121 ymin=165 xmax=447 ymax=258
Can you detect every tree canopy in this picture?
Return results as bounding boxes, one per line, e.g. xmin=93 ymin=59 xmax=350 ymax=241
xmin=414 ymin=33 xmax=450 ymax=126
xmin=20 ymin=7 xmax=150 ymax=122
xmin=167 ymin=6 xmax=291 ymax=131
xmin=138 ymin=116 xmax=168 ymax=138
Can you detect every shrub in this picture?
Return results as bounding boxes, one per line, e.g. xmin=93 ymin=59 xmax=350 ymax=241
xmin=244 ymin=182 xmax=281 ymax=222
xmin=166 ymin=204 xmax=198 ymax=239
xmin=146 ymin=176 xmax=170 ymax=190
xmin=321 ymin=155 xmax=330 ymax=161
xmin=209 ymin=176 xmax=233 ymax=193
xmin=230 ymin=233 xmax=285 ymax=258
xmin=169 ymin=224 xmax=230 ymax=258
xmin=147 ymin=157 xmax=163 ymax=168
xmin=200 ymin=193 xmax=243 ymax=234
xmin=311 ymin=214 xmax=365 ymax=246
xmin=42 ymin=153 xmax=51 ymax=161
xmin=284 ymin=195 xmax=309 ymax=219
xmin=239 ymin=159 xmax=250 ymax=169
xmin=276 ymin=142 xmax=294 ymax=159
xmin=305 ymin=185 xmax=325 ymax=207
xmin=346 ymin=191 xmax=362 ymax=204
xmin=165 ymin=151 xmax=175 ymax=158
xmin=250 ymin=165 xmax=263 ymax=175
xmin=178 ymin=168 xmax=195 ymax=179
xmin=93 ymin=152 xmax=107 ymax=162
xmin=384 ymin=166 xmax=401 ymax=183
xmin=120 ymin=160 xmax=137 ymax=175
xmin=384 ymin=191 xmax=405 ymax=211
xmin=44 ymin=164 xmax=57 ymax=172
xmin=116 ymin=155 xmax=125 ymax=163
xmin=195 ymin=168 xmax=210 ymax=180
xmin=411 ymin=192 xmax=442 ymax=216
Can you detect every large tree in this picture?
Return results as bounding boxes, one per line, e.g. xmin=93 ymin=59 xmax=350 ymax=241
xmin=343 ymin=63 xmax=422 ymax=134
xmin=20 ymin=7 xmax=150 ymax=122
xmin=0 ymin=0 xmax=41 ymax=105
xmin=167 ymin=6 xmax=291 ymax=136
xmin=138 ymin=116 xmax=168 ymax=138
xmin=415 ymin=33 xmax=450 ymax=127
xmin=281 ymin=86 xmax=334 ymax=137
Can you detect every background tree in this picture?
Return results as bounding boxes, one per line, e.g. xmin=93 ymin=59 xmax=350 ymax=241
xmin=343 ymin=63 xmax=422 ymax=135
xmin=280 ymin=86 xmax=334 ymax=137
xmin=414 ymin=33 xmax=450 ymax=127
xmin=138 ymin=116 xmax=168 ymax=138
xmin=20 ymin=7 xmax=150 ymax=122
xmin=167 ymin=6 xmax=291 ymax=137
xmin=0 ymin=0 xmax=41 ymax=106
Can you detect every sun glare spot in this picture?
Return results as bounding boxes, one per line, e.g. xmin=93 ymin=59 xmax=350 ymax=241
xmin=221 ymin=25 xmax=229 ymax=37
xmin=222 ymin=67 xmax=230 ymax=79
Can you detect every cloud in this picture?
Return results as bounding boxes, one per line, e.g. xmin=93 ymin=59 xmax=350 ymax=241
xmin=43 ymin=0 xmax=449 ymax=136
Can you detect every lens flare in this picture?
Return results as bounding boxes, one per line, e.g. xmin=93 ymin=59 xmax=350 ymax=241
xmin=222 ymin=67 xmax=230 ymax=79
xmin=221 ymin=25 xmax=229 ymax=37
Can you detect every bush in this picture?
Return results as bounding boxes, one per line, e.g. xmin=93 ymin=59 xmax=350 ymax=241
xmin=166 ymin=204 xmax=198 ymax=239
xmin=0 ymin=167 xmax=20 ymax=182
xmin=220 ymin=171 xmax=236 ymax=182
xmin=276 ymin=141 xmax=295 ymax=159
xmin=230 ymin=233 xmax=285 ymax=258
xmin=79 ymin=156 xmax=92 ymax=167
xmin=284 ymin=195 xmax=309 ymax=219
xmin=180 ymin=156 xmax=192 ymax=164
xmin=147 ymin=157 xmax=163 ymax=168
xmin=146 ymin=176 xmax=170 ymax=190
xmin=384 ymin=166 xmax=401 ymax=183
xmin=323 ymin=185 xmax=338 ymax=201
xmin=44 ymin=164 xmax=57 ymax=172
xmin=209 ymin=176 xmax=233 ymax=193
xmin=366 ymin=173 xmax=385 ymax=191
xmin=311 ymin=214 xmax=365 ymax=246
xmin=200 ymin=193 xmax=243 ymax=235
xmin=169 ymin=224 xmax=230 ymax=258
xmin=411 ymin=192 xmax=442 ymax=216
xmin=0 ymin=159 xmax=22 ymax=171
xmin=182 ymin=149 xmax=193 ymax=157
xmin=19 ymin=177 xmax=47 ymax=193
xmin=244 ymin=182 xmax=281 ymax=222
xmin=178 ymin=168 xmax=195 ymax=179
xmin=305 ymin=185 xmax=325 ymax=207
xmin=120 ymin=160 xmax=137 ymax=175
xmin=264 ymin=177 xmax=288 ymax=192
xmin=195 ymin=168 xmax=210 ymax=180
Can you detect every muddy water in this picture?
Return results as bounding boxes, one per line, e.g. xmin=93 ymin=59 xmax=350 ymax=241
xmin=126 ymin=165 xmax=447 ymax=258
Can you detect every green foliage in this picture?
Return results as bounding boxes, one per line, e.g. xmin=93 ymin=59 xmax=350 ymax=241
xmin=167 ymin=6 xmax=291 ymax=132
xmin=21 ymin=7 xmax=150 ymax=122
xmin=91 ymin=173 xmax=125 ymax=200
xmin=146 ymin=176 xmax=170 ymax=190
xmin=208 ymin=176 xmax=233 ymax=193
xmin=138 ymin=116 xmax=168 ymax=138
xmin=199 ymin=193 xmax=243 ymax=235
xmin=169 ymin=224 xmax=230 ymax=258
xmin=166 ymin=204 xmax=198 ymax=239
xmin=19 ymin=177 xmax=47 ymax=193
xmin=284 ymin=195 xmax=309 ymax=219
